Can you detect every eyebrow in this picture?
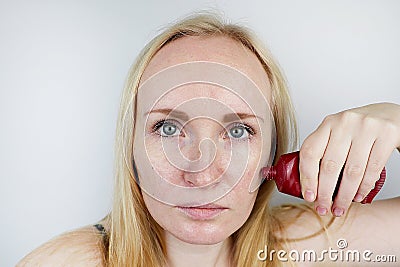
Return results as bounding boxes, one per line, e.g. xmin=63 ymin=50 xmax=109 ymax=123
xmin=145 ymin=109 xmax=264 ymax=122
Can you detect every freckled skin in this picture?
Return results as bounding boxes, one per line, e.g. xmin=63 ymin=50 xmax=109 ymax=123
xmin=135 ymin=36 xmax=272 ymax=245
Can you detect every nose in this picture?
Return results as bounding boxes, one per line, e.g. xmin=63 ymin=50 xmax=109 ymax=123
xmin=180 ymin=123 xmax=228 ymax=187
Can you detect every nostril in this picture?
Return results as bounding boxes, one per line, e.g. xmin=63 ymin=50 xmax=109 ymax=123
xmin=184 ymin=179 xmax=196 ymax=187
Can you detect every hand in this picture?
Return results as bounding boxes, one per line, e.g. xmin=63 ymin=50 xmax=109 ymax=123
xmin=299 ymin=102 xmax=400 ymax=217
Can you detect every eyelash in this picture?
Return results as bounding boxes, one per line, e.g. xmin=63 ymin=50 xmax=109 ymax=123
xmin=151 ymin=119 xmax=256 ymax=140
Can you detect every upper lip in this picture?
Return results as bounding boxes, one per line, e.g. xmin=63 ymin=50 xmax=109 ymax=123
xmin=177 ymin=203 xmax=228 ymax=209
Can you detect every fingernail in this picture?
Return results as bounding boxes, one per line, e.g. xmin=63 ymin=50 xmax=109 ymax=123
xmin=333 ymin=207 xmax=344 ymax=217
xmin=304 ymin=190 xmax=315 ymax=202
xmin=316 ymin=206 xmax=327 ymax=216
xmin=354 ymin=193 xmax=363 ymax=202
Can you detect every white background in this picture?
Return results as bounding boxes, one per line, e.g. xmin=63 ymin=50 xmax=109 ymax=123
xmin=1 ymin=1 xmax=399 ymax=266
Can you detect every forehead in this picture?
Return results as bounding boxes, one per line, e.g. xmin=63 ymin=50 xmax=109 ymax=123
xmin=137 ymin=36 xmax=271 ymax=115
xmin=148 ymin=84 xmax=258 ymax=120
xmin=140 ymin=35 xmax=272 ymax=101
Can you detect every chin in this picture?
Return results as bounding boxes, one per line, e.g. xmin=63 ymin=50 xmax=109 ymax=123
xmin=168 ymin=219 xmax=232 ymax=245
xmin=142 ymin=193 xmax=252 ymax=245
xmin=164 ymin=207 xmax=245 ymax=245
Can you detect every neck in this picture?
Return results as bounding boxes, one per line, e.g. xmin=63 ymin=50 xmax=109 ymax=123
xmin=164 ymin=232 xmax=232 ymax=267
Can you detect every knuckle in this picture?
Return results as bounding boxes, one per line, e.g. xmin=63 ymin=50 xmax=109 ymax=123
xmin=300 ymin=144 xmax=315 ymax=160
xmin=345 ymin=165 xmax=364 ymax=180
xmin=322 ymin=114 xmax=335 ymax=125
xmin=334 ymin=193 xmax=353 ymax=205
xmin=300 ymin=176 xmax=315 ymax=187
xmin=341 ymin=110 xmax=361 ymax=122
xmin=321 ymin=159 xmax=340 ymax=174
xmin=317 ymin=192 xmax=332 ymax=202
xmin=361 ymin=116 xmax=377 ymax=128
xmin=337 ymin=111 xmax=352 ymax=124
xmin=360 ymin=181 xmax=376 ymax=192
xmin=358 ymin=188 xmax=371 ymax=197
xmin=368 ymin=160 xmax=382 ymax=174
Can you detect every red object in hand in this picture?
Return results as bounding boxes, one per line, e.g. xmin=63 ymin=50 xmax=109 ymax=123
xmin=261 ymin=151 xmax=386 ymax=204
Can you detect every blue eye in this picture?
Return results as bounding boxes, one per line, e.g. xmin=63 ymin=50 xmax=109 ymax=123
xmin=227 ymin=124 xmax=254 ymax=140
xmin=229 ymin=126 xmax=246 ymax=138
xmin=161 ymin=123 xmax=178 ymax=136
xmin=153 ymin=120 xmax=181 ymax=137
xmin=153 ymin=120 xmax=254 ymax=139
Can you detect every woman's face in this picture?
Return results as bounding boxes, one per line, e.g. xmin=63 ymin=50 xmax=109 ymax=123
xmin=134 ymin=36 xmax=273 ymax=245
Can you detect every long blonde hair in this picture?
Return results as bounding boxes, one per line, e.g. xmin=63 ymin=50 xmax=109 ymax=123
xmin=107 ymin=12 xmax=301 ymax=267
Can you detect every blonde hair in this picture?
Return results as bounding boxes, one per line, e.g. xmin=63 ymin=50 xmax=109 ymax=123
xmin=106 ymin=12 xmax=303 ymax=267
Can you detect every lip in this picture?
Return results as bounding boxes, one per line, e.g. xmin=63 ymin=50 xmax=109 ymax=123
xmin=176 ymin=204 xmax=228 ymax=220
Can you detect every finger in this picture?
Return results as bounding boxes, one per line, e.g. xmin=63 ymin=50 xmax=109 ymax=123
xmin=354 ymin=138 xmax=392 ymax=202
xmin=315 ymin=130 xmax=351 ymax=216
xmin=331 ymin=138 xmax=373 ymax=217
xmin=299 ymin=123 xmax=331 ymax=202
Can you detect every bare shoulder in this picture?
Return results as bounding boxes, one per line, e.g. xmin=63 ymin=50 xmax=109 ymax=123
xmin=335 ymin=197 xmax=400 ymax=253
xmin=272 ymin=202 xmax=336 ymax=251
xmin=273 ymin=199 xmax=400 ymax=266
xmin=272 ymin=203 xmax=348 ymax=266
xmin=17 ymin=224 xmax=108 ymax=267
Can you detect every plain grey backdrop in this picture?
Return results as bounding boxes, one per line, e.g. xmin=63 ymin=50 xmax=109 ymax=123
xmin=1 ymin=0 xmax=399 ymax=266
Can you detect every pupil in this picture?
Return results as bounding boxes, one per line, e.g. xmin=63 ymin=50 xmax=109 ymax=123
xmin=163 ymin=124 xmax=176 ymax=135
xmin=230 ymin=127 xmax=244 ymax=138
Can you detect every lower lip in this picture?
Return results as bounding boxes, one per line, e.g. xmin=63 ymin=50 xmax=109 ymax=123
xmin=177 ymin=207 xmax=228 ymax=220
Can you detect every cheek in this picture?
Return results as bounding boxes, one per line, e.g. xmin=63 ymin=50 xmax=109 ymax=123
xmin=142 ymin=193 xmax=189 ymax=240
xmin=142 ymin=192 xmax=169 ymax=227
xmin=229 ymin=139 xmax=263 ymax=185
xmin=142 ymin=137 xmax=184 ymax=185
xmin=139 ymin=139 xmax=262 ymax=244
xmin=224 ymin=141 xmax=262 ymax=214
xmin=143 ymin=136 xmax=263 ymax=185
